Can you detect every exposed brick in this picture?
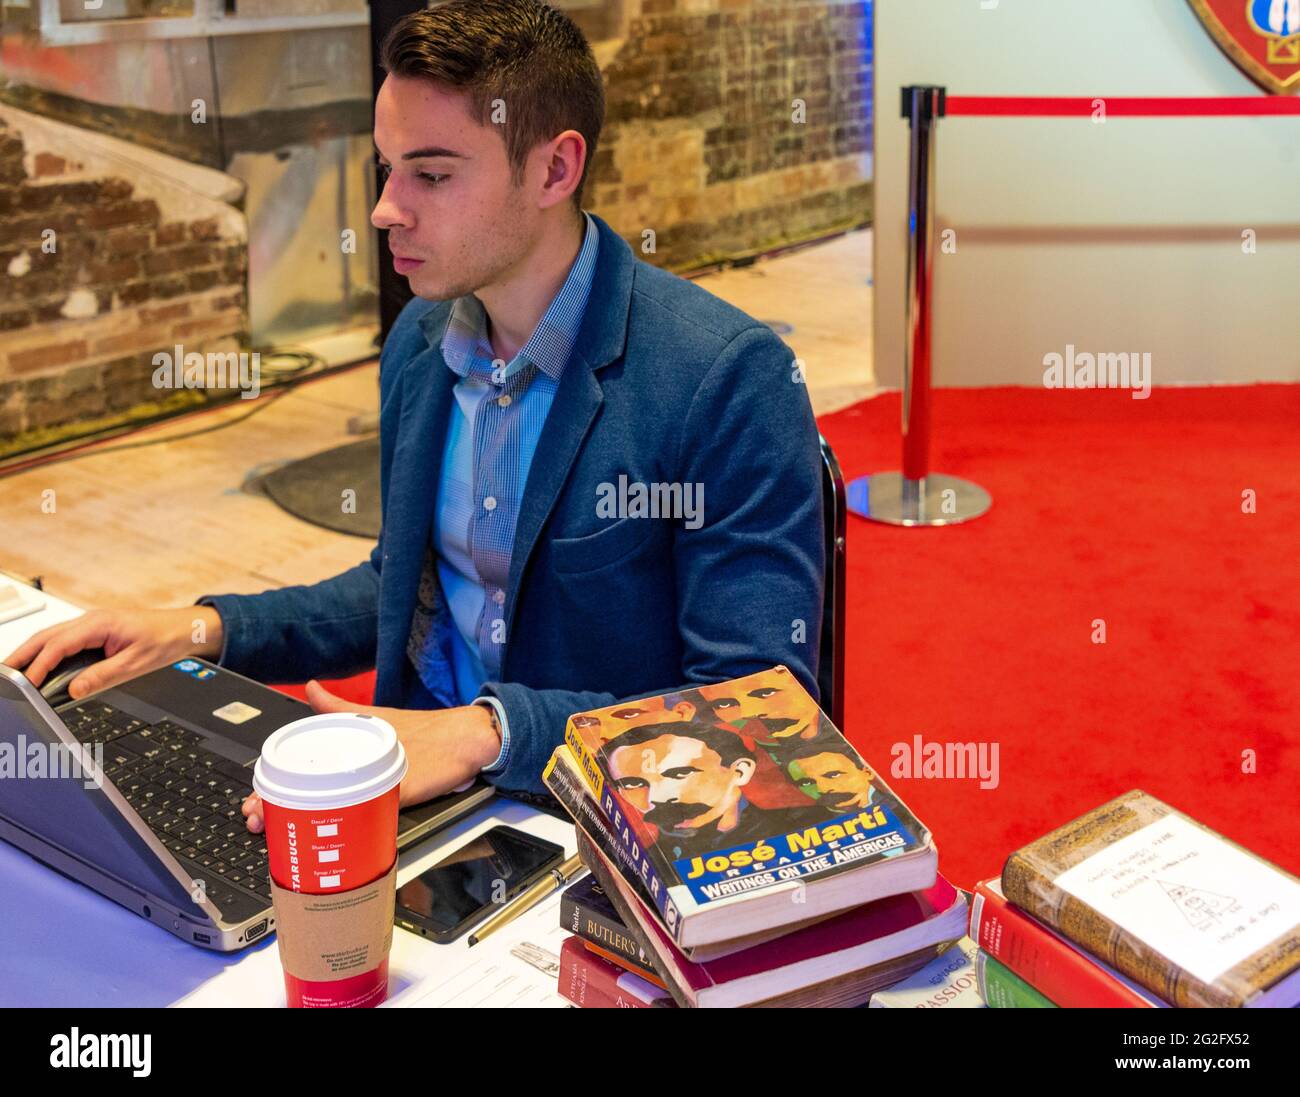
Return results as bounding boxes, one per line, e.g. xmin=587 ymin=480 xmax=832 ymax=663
xmin=0 ymin=309 xmax=33 ymax=332
xmin=171 ymin=312 xmax=243 ymax=340
xmin=188 ymin=217 xmax=222 ymax=241
xmin=155 ymin=221 xmax=186 ymax=246
xmin=25 ymin=389 xmax=106 ymax=430
xmin=0 ymin=211 xmax=86 ymax=243
xmin=92 ymin=329 xmax=169 ymax=357
xmin=210 ymin=291 xmax=245 ymax=312
xmin=0 ymin=186 xmax=23 ymax=215
xmin=7 ymin=340 xmax=89 ymax=375
xmin=140 ymin=301 xmax=192 ymax=325
xmin=22 ymin=180 xmax=103 ymax=208
xmin=33 ymin=152 xmax=67 ymax=177
xmin=85 ymin=257 xmax=142 ymax=284
xmin=186 ymin=269 xmax=221 ymax=293
xmin=142 ymin=243 xmax=218 ymax=276
xmin=99 ymin=227 xmax=152 ymax=258
xmin=83 ymin=199 xmax=160 ymax=230
xmin=100 ymin=177 xmax=134 ymax=201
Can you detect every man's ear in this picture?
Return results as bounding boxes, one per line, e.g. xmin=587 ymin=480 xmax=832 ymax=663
xmin=537 ymin=129 xmax=586 ymax=209
xmin=732 ymin=757 xmax=757 ymax=786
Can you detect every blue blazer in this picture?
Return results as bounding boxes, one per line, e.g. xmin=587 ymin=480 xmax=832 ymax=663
xmin=203 ymin=213 xmax=825 ymax=794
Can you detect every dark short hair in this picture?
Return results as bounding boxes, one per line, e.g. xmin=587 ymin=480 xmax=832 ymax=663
xmin=600 ymin=720 xmax=756 ymax=769
xmin=379 ymin=0 xmax=605 ymax=208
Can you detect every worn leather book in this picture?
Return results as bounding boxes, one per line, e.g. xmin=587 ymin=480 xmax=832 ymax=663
xmin=1002 ymin=790 xmax=1300 ymax=1008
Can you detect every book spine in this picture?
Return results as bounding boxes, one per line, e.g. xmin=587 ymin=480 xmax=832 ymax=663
xmin=564 ymin=721 xmax=607 ymax=798
xmin=562 ymin=884 xmax=656 ymax=972
xmin=542 ymin=750 xmax=683 ymax=943
xmin=584 ymin=942 xmax=667 ymax=989
xmin=970 ymin=881 xmax=1155 ymax=1008
xmin=976 ymin=951 xmax=1056 ymax=1008
xmin=558 ymin=937 xmax=668 ymax=1009
xmin=576 ymin=830 xmax=692 ymax=1009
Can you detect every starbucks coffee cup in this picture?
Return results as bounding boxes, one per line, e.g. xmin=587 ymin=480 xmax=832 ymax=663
xmin=253 ymin=713 xmax=407 ymax=1008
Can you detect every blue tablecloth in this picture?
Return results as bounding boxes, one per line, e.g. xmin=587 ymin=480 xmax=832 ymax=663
xmin=0 ymin=837 xmax=275 ymax=1007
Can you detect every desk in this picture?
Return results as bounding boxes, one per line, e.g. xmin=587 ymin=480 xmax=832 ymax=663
xmin=0 ymin=575 xmax=578 ymax=1009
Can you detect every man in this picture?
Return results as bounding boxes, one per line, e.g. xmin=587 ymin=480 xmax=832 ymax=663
xmin=697 ymin=665 xmax=822 ymax=743
xmin=576 ymin=693 xmax=698 ymax=743
xmin=601 ymin=721 xmax=833 ymax=862
xmin=4 ymin=1 xmax=823 ymax=812
xmin=786 ymin=747 xmax=877 ymax=812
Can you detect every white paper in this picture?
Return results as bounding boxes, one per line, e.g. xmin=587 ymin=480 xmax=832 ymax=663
xmin=1054 ymin=814 xmax=1300 ymax=986
xmin=389 ymin=891 xmax=571 ymax=1008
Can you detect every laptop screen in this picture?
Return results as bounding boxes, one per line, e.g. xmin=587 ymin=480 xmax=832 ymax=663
xmin=0 ymin=671 xmax=200 ymax=912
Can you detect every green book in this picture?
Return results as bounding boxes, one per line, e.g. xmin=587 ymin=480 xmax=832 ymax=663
xmin=976 ymin=949 xmax=1057 ymax=1008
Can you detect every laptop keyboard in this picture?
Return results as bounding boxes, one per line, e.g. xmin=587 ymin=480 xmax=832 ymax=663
xmin=59 ymin=699 xmax=271 ymax=925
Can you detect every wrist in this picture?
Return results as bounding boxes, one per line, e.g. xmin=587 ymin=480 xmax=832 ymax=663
xmin=469 ymin=701 xmax=503 ymax=770
xmin=189 ymin=606 xmax=224 ymax=660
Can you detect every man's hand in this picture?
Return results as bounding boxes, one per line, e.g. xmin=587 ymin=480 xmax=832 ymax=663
xmin=240 ymin=680 xmax=501 ymax=833
xmin=2 ymin=607 xmax=224 ymax=700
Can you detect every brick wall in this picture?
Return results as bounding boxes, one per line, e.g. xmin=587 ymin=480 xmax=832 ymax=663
xmin=0 ymin=111 xmax=248 ymax=450
xmin=585 ymin=0 xmax=873 ymax=268
xmin=0 ymin=1 xmax=871 ymax=445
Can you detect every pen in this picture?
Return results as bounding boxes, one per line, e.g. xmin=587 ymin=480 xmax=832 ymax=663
xmin=467 ymin=852 xmax=585 ymax=947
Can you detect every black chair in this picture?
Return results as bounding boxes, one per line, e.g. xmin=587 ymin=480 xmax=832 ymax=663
xmin=818 ymin=434 xmax=847 ymax=732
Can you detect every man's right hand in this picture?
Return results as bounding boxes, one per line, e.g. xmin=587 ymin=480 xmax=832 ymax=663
xmin=2 ymin=606 xmax=224 ymax=700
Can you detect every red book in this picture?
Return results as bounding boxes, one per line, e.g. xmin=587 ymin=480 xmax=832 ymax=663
xmin=970 ymin=878 xmax=1164 ymax=1008
xmin=558 ymin=936 xmax=676 ymax=1008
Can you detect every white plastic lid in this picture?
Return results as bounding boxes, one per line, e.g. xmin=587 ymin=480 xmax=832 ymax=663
xmin=252 ymin=713 xmax=407 ymax=811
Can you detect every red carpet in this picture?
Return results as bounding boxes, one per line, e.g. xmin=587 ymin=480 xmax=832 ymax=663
xmin=818 ymin=384 xmax=1300 ymax=890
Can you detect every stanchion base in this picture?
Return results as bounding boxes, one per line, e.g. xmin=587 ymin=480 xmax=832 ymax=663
xmin=846 ymin=472 xmax=992 ymax=527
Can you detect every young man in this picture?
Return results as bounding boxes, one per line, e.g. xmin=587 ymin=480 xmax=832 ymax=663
xmin=5 ymin=1 xmax=824 ymax=813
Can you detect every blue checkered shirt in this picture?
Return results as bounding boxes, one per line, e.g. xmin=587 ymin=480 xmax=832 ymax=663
xmin=407 ymin=212 xmax=600 ymax=774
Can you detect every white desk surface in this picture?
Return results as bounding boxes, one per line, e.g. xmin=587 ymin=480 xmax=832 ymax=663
xmin=0 ymin=572 xmax=580 ymax=1009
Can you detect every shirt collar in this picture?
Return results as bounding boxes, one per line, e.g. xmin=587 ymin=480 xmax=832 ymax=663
xmin=440 ymin=211 xmax=600 ymax=384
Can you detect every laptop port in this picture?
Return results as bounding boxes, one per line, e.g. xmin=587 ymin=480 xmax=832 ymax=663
xmin=246 ymin=918 xmax=268 ymax=942
xmin=193 ymin=931 xmax=211 ymax=944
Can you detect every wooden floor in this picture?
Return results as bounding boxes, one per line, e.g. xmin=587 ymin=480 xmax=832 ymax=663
xmin=0 ymin=227 xmax=873 ymax=611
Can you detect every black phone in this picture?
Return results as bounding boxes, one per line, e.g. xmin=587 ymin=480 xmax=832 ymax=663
xmin=394 ymin=824 xmax=566 ymax=943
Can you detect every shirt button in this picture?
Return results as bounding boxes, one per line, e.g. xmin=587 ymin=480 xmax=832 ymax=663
xmin=497 ymin=394 xmax=512 ymax=408
xmin=483 ymin=496 xmax=497 ymax=512
xmin=492 ymin=589 xmax=505 ymax=605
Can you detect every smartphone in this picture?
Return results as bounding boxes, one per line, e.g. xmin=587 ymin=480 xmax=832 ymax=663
xmin=394 ymin=824 xmax=566 ymax=943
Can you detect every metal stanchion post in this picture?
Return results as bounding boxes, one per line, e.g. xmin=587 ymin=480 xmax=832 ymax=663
xmin=848 ymin=85 xmax=992 ymax=526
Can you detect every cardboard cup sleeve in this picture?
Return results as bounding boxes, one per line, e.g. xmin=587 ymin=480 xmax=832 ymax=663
xmin=269 ymin=859 xmax=397 ymax=984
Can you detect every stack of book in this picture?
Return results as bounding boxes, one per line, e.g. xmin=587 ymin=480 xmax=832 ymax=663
xmin=970 ymin=789 xmax=1300 ymax=1008
xmin=545 ymin=666 xmax=969 ymax=1007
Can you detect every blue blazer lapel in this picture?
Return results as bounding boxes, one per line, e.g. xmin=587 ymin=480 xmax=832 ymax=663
xmin=375 ymin=335 xmax=457 ymax=700
xmin=501 ymin=215 xmax=637 ymax=647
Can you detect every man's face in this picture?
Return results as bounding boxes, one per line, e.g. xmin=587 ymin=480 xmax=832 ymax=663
xmin=598 ymin=697 xmax=695 ymax=741
xmin=370 ymin=74 xmax=541 ymax=302
xmin=607 ymin=734 xmax=753 ymax=832
xmin=789 ymin=751 xmax=875 ymax=811
xmin=697 ymin=675 xmax=819 ymax=739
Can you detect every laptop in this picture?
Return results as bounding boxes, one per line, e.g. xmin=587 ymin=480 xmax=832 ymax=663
xmin=0 ymin=657 xmax=494 ymax=952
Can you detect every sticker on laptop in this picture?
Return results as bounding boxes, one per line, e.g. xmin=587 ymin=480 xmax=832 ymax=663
xmin=213 ymin=701 xmax=261 ymax=725
xmin=173 ymin=660 xmax=202 ymax=673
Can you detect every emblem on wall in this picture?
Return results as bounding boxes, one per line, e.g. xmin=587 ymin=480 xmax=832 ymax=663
xmin=1189 ymin=0 xmax=1300 ymax=93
